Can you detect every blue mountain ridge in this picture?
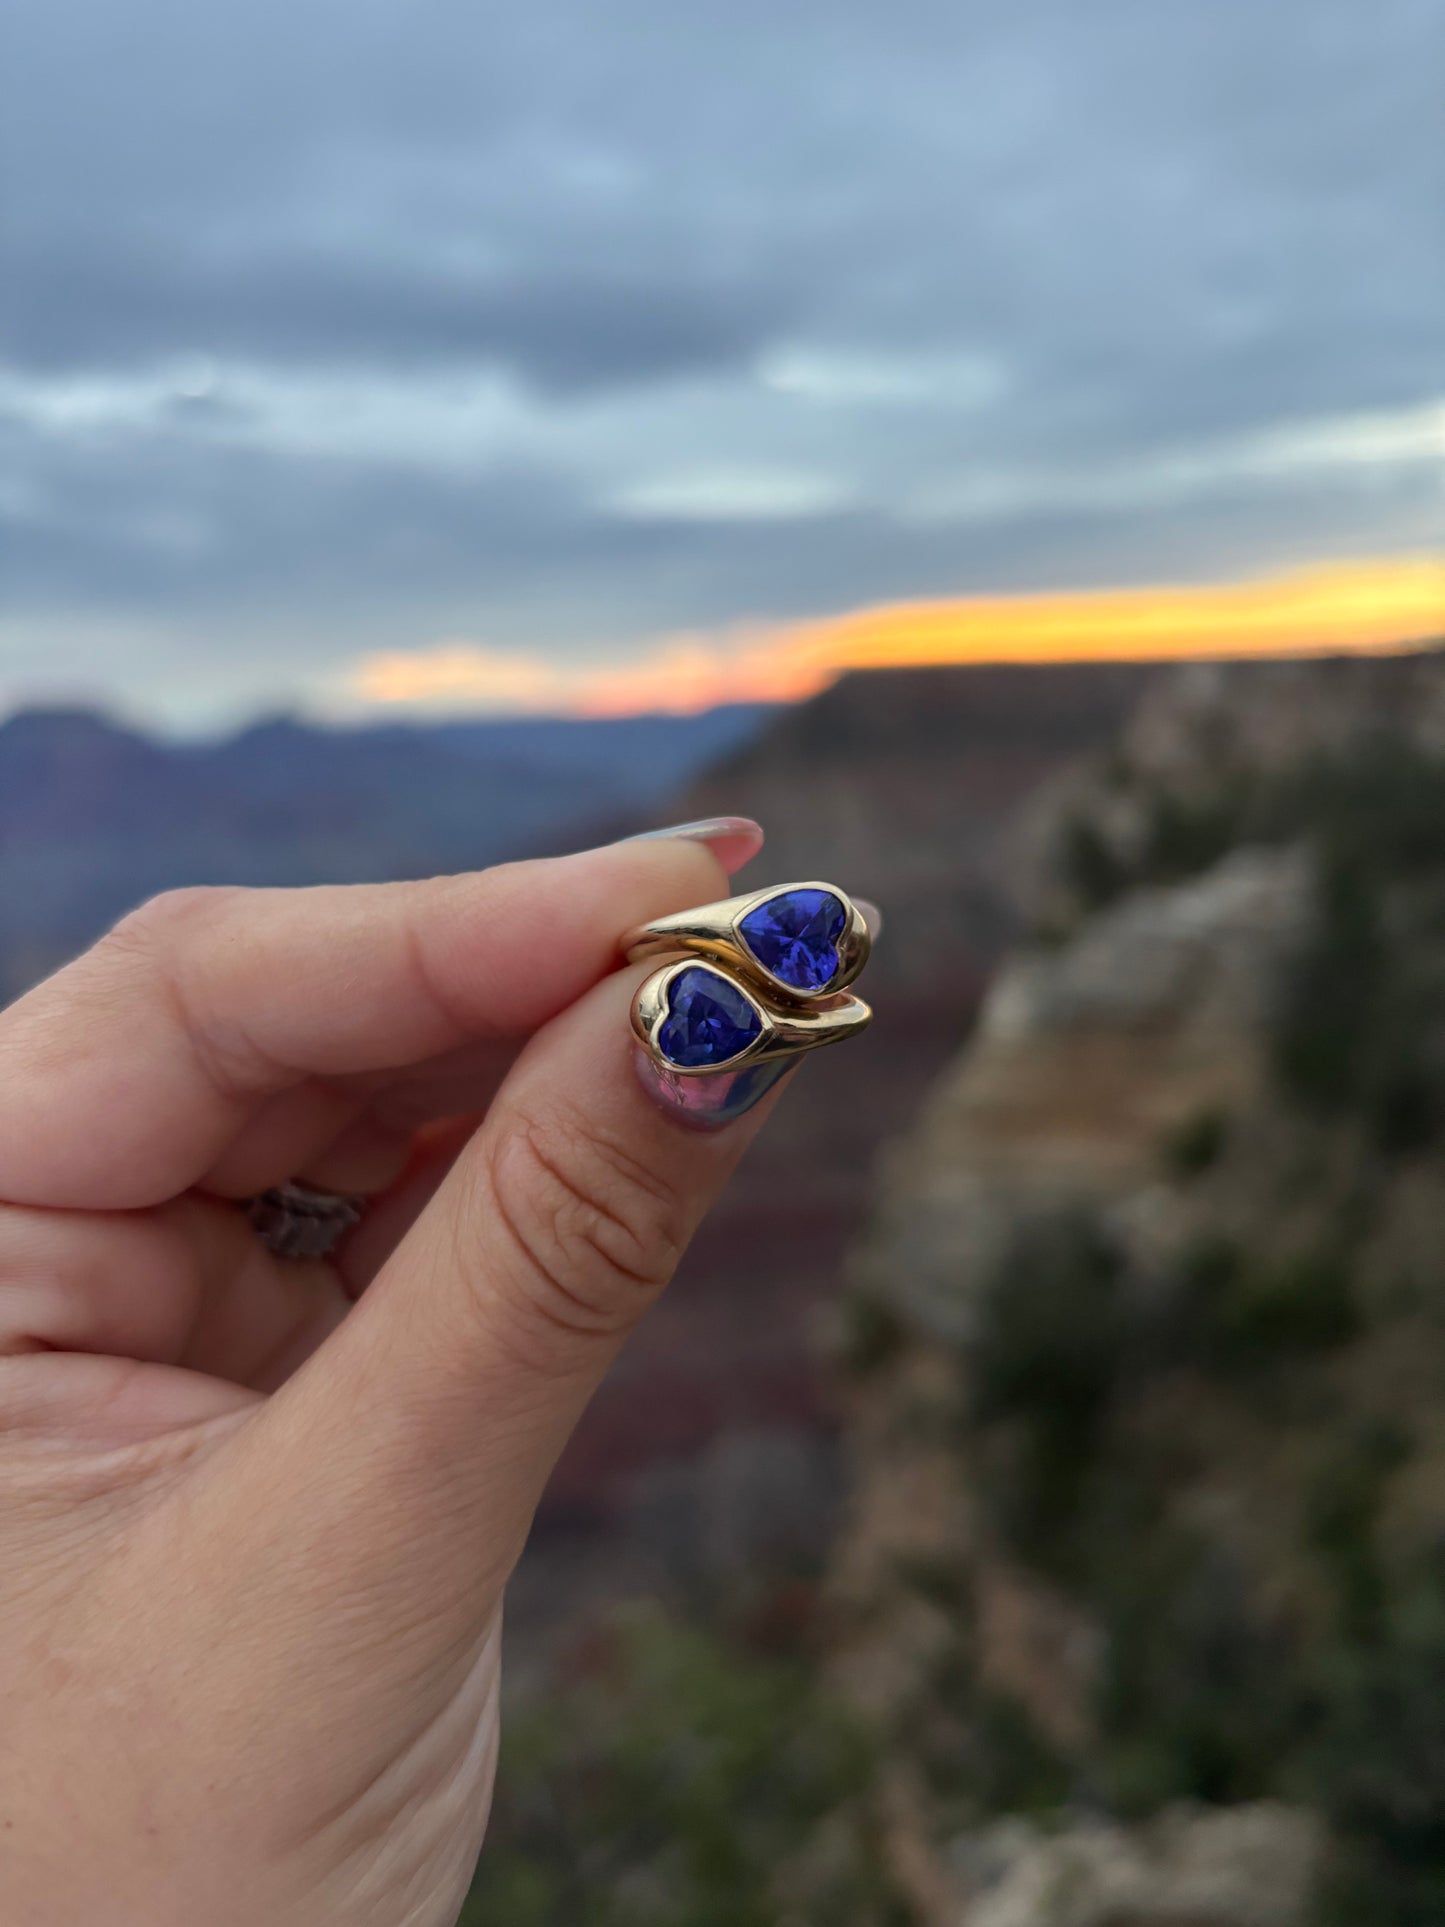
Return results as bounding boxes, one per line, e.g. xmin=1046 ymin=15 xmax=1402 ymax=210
xmin=0 ymin=704 xmax=774 ymax=1000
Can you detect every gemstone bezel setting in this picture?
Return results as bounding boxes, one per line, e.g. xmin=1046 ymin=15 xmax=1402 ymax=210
xmin=623 ymin=879 xmax=871 ymax=1004
xmin=737 ymin=887 xmax=849 ymax=997
xmin=631 ymin=953 xmax=872 ymax=1077
xmin=655 ymin=963 xmax=764 ymax=1070
xmin=724 ymin=881 xmax=869 ymax=1003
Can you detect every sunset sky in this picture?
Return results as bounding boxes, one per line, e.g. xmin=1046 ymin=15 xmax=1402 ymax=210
xmin=2 ymin=0 xmax=1442 ymax=729
xmin=356 ymin=557 xmax=1445 ymax=717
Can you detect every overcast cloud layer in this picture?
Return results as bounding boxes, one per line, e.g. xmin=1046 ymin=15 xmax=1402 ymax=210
xmin=2 ymin=0 xmax=1442 ymax=723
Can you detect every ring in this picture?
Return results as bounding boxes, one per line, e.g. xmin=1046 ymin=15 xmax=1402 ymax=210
xmin=623 ymin=880 xmax=871 ymax=1001
xmin=626 ymin=881 xmax=873 ymax=1127
xmin=244 ymin=1182 xmax=366 ymax=1259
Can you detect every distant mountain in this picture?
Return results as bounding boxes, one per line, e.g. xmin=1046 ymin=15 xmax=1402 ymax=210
xmin=0 ymin=704 xmax=772 ymax=998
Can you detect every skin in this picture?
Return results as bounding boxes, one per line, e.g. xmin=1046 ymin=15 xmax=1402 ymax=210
xmin=0 ymin=826 xmax=782 ymax=1927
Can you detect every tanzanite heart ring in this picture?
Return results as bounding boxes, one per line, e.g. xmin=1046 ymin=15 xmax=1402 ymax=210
xmin=624 ymin=882 xmax=873 ymax=1128
xmin=625 ymin=880 xmax=871 ymax=1000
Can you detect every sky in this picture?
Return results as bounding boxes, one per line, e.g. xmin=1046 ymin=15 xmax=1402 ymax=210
xmin=1 ymin=0 xmax=1442 ymax=728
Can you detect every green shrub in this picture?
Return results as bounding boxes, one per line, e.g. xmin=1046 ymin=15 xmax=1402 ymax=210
xmin=1282 ymin=744 xmax=1445 ymax=882
xmin=966 ymin=1693 xmax=1073 ymax=1815
xmin=835 ymin=1290 xmax=908 ymax=1377
xmin=462 ymin=1611 xmax=899 ymax=1927
xmin=1162 ymin=1105 xmax=1231 ymax=1177
xmin=1140 ymin=789 xmax=1244 ymax=881
xmin=1096 ymin=1538 xmax=1305 ymax=1815
xmin=1355 ymin=970 xmax=1445 ymax=1154
xmin=1309 ymin=1549 xmax=1445 ymax=1927
xmin=970 ymin=1214 xmax=1124 ymax=1431
xmin=1275 ymin=854 xmax=1383 ymax=1111
xmin=909 ymin=1639 xmax=1072 ymax=1820
xmin=890 ymin=1550 xmax=974 ymax=1618
xmin=1271 ymin=748 xmax=1445 ymax=1148
xmin=1304 ymin=1420 xmax=1413 ymax=1640
xmin=1211 ymin=1250 xmax=1361 ymax=1365
xmin=968 ymin=1213 xmax=1125 ymax=1574
xmin=1060 ymin=814 xmax=1128 ymax=911
xmin=1177 ymin=1237 xmax=1360 ymax=1373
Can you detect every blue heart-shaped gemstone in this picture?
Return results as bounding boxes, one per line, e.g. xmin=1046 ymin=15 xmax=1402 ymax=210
xmin=657 ymin=966 xmax=763 ymax=1068
xmin=739 ymin=888 xmax=847 ymax=993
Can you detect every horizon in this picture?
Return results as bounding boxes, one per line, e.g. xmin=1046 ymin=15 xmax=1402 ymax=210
xmin=353 ymin=553 xmax=1445 ymax=719
xmin=4 ymin=552 xmax=1442 ymax=741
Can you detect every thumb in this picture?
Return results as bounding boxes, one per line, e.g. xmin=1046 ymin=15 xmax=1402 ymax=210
xmin=187 ymin=958 xmax=789 ymax=1713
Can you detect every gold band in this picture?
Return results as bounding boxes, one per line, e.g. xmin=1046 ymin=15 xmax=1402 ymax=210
xmin=631 ymin=957 xmax=871 ymax=1077
xmin=626 ymin=878 xmax=874 ymax=1084
xmin=623 ymin=880 xmax=871 ymax=1003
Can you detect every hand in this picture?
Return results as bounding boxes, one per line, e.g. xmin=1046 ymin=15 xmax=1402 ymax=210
xmin=0 ymin=827 xmax=778 ymax=1926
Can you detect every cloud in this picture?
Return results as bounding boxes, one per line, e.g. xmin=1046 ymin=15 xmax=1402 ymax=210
xmin=0 ymin=235 xmax=791 ymax=395
xmin=1 ymin=0 xmax=1442 ymax=722
xmin=356 ymin=642 xmax=573 ymax=709
xmin=898 ymin=399 xmax=1445 ymax=526
xmin=604 ymin=468 xmax=858 ymax=522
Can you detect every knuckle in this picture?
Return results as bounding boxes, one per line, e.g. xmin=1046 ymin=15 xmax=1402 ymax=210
xmin=99 ymin=887 xmax=275 ymax=1099
xmin=483 ymin=1104 xmax=685 ymax=1346
xmin=103 ymin=885 xmax=241 ymax=958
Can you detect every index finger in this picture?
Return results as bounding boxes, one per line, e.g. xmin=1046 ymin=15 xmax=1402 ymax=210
xmin=0 ymin=828 xmax=760 ymax=1211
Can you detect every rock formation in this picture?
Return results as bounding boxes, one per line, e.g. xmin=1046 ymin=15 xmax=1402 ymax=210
xmin=471 ymin=649 xmax=1445 ymax=1925
xmin=825 ymin=650 xmax=1445 ymax=1924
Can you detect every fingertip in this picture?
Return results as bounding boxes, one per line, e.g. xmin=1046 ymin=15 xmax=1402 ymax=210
xmin=621 ymin=816 xmax=764 ymax=877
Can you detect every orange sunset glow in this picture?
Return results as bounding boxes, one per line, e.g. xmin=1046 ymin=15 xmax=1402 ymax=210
xmin=353 ymin=555 xmax=1445 ymax=717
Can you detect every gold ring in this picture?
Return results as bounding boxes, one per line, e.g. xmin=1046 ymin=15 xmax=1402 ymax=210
xmin=625 ymin=882 xmax=873 ymax=1127
xmin=631 ymin=957 xmax=871 ymax=1075
xmin=623 ymin=880 xmax=871 ymax=1002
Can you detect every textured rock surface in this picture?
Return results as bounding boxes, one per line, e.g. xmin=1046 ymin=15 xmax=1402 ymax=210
xmin=822 ymin=655 xmax=1445 ymax=1921
xmin=831 ymin=848 xmax=1311 ymax=1733
xmin=479 ymin=655 xmax=1445 ymax=1923
xmin=1020 ymin=652 xmax=1445 ymax=936
xmin=955 ymin=1804 xmax=1323 ymax=1927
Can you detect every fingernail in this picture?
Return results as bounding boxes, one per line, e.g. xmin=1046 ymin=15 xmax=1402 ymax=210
xmin=633 ymin=1045 xmax=795 ymax=1131
xmin=623 ymin=816 xmax=764 ymax=876
xmin=855 ymin=897 xmax=884 ymax=940
xmin=625 ymin=815 xmax=762 ymax=847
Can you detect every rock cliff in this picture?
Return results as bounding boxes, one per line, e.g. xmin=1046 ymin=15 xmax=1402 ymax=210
xmin=470 ymin=650 xmax=1445 ymax=1925
xmin=826 ymin=650 xmax=1445 ymax=1925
